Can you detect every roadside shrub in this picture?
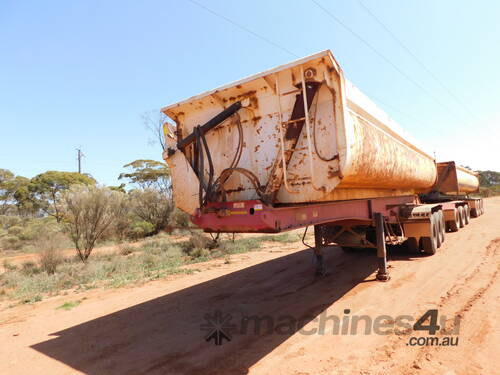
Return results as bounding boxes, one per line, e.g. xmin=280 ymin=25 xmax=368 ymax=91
xmin=7 ymin=225 xmax=23 ymax=236
xmin=39 ymin=249 xmax=63 ymax=275
xmin=119 ymin=245 xmax=135 ymax=256
xmin=130 ymin=189 xmax=174 ymax=234
xmin=3 ymin=260 xmax=17 ymax=271
xmin=2 ymin=235 xmax=21 ymax=250
xmin=130 ymin=220 xmax=155 ymax=239
xmin=62 ymin=185 xmax=128 ymax=262
xmin=189 ymin=248 xmax=211 ymax=259
xmin=38 ymin=234 xmax=64 ymax=275
xmin=219 ymin=237 xmax=261 ymax=254
xmin=0 ymin=215 xmax=22 ymax=229
xmin=180 ymin=232 xmax=210 ymax=255
xmin=0 ymin=216 xmax=67 ymax=252
xmin=265 ymin=233 xmax=297 ymax=243
xmin=21 ymin=261 xmax=40 ymax=276
xmin=169 ymin=208 xmax=191 ymax=228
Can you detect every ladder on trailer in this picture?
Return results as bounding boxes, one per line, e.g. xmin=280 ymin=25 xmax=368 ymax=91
xmin=266 ymin=67 xmax=324 ymax=199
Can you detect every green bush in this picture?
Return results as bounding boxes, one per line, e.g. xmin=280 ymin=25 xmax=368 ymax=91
xmin=0 ymin=216 xmax=68 ymax=252
xmin=130 ymin=220 xmax=155 ymax=238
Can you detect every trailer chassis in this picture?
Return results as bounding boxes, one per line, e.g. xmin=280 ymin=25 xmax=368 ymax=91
xmin=191 ymin=194 xmax=483 ymax=281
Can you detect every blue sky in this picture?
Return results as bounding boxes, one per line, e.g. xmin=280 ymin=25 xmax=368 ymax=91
xmin=1 ymin=0 xmax=499 ymax=185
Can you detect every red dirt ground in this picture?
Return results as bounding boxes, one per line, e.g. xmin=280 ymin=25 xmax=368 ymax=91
xmin=1 ymin=197 xmax=499 ymax=375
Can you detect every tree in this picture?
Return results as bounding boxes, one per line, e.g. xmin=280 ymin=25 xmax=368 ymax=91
xmin=0 ymin=169 xmax=31 ymax=215
xmin=119 ymin=159 xmax=171 ymax=194
xmin=0 ymin=169 xmax=16 ymax=215
xmin=129 ymin=188 xmax=174 ymax=234
xmin=478 ymin=170 xmax=500 ymax=187
xmin=62 ymin=185 xmax=127 ymax=262
xmin=29 ymin=171 xmax=95 ymax=222
xmin=12 ymin=176 xmax=34 ymax=216
xmin=142 ymin=110 xmax=169 ymax=151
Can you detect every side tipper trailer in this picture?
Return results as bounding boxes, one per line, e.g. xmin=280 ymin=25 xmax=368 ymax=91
xmin=162 ymin=50 xmax=483 ymax=280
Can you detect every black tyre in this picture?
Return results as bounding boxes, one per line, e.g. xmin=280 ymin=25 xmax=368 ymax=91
xmin=457 ymin=206 xmax=465 ymax=228
xmin=471 ymin=207 xmax=479 ymax=218
xmin=406 ymin=237 xmax=420 ymax=253
xmin=421 ymin=216 xmax=438 ymax=255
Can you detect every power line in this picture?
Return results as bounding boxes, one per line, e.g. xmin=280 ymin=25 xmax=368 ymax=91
xmin=185 ymin=0 xmax=453 ymax=133
xmin=187 ymin=0 xmax=299 ymax=58
xmin=357 ymin=0 xmax=475 ymax=118
xmin=310 ymin=0 xmax=460 ymax=120
xmin=367 ymin=93 xmax=427 ymax=127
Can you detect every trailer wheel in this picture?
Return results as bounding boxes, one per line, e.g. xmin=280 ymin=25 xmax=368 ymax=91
xmin=463 ymin=205 xmax=470 ymax=225
xmin=420 ymin=216 xmax=438 ymax=255
xmin=432 ymin=213 xmax=442 ymax=248
xmin=436 ymin=211 xmax=445 ymax=246
xmin=458 ymin=206 xmax=465 ymax=228
xmin=406 ymin=237 xmax=420 ymax=253
xmin=447 ymin=209 xmax=460 ymax=232
xmin=471 ymin=207 xmax=479 ymax=218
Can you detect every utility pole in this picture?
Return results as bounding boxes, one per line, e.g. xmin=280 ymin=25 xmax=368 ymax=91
xmin=76 ymin=148 xmax=85 ymax=174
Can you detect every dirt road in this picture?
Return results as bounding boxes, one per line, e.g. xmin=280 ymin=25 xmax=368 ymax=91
xmin=1 ymin=198 xmax=499 ymax=375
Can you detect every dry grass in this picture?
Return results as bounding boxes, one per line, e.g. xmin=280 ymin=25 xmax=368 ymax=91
xmin=0 ymin=231 xmax=299 ymax=305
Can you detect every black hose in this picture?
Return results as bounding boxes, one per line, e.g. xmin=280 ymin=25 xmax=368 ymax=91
xmin=193 ymin=112 xmax=264 ymax=206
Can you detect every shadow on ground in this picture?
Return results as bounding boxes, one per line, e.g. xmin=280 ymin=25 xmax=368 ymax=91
xmin=31 ymin=246 xmax=417 ymax=375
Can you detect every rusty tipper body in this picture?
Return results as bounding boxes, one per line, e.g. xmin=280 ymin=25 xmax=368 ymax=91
xmin=162 ymin=50 xmax=483 ymax=280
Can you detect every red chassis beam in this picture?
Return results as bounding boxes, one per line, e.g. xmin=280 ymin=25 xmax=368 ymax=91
xmin=191 ymin=196 xmax=419 ymax=233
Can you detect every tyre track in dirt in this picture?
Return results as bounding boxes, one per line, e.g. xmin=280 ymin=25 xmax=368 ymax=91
xmin=377 ymin=237 xmax=500 ymax=375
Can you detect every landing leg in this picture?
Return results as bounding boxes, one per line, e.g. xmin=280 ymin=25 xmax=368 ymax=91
xmin=375 ymin=213 xmax=390 ymax=281
xmin=314 ymin=225 xmax=326 ymax=276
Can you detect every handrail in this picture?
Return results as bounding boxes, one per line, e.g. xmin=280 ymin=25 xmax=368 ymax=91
xmin=275 ymin=73 xmax=300 ymax=194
